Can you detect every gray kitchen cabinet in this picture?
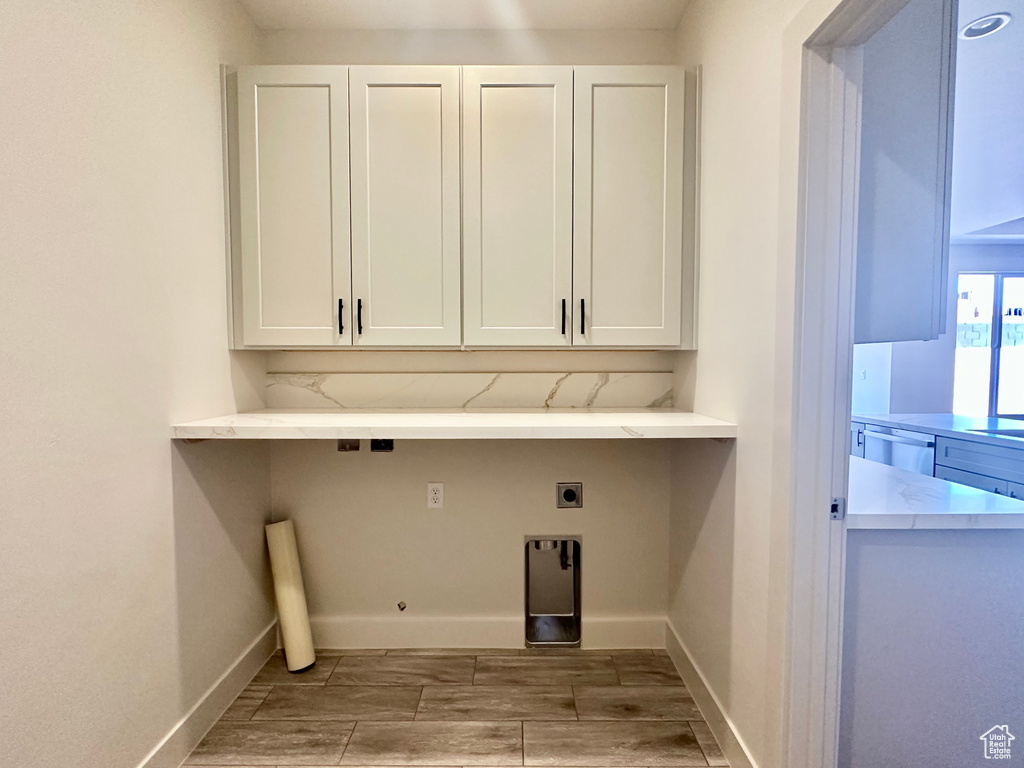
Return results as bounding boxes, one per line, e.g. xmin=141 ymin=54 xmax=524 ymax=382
xmin=935 ymin=436 xmax=1024 ymax=486
xmin=854 ymin=0 xmax=955 ymax=343
xmin=933 ymin=465 xmax=1010 ymax=495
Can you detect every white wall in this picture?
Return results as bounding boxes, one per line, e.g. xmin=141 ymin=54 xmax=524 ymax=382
xmin=669 ymin=6 xmax=1021 ymax=767
xmin=851 ymin=344 xmax=893 ymax=415
xmin=0 ymin=2 xmax=274 ymax=767
xmin=669 ymin=2 xmax=788 ymax=763
xmin=669 ymin=0 xmax=847 ymax=766
xmin=271 ymin=440 xmax=670 ymax=648
xmin=840 ymin=529 xmax=1024 ymax=767
xmin=259 ymin=28 xmax=678 ymax=66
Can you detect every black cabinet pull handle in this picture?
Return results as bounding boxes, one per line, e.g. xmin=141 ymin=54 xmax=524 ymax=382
xmin=561 ymin=299 xmax=566 ymax=335
xmin=357 ymin=299 xmax=363 ymax=335
xmin=338 ymin=298 xmax=344 ymax=334
xmin=580 ymin=298 xmax=585 ymax=335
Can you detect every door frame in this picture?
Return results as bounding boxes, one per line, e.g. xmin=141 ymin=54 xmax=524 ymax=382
xmin=780 ymin=0 xmax=920 ymax=766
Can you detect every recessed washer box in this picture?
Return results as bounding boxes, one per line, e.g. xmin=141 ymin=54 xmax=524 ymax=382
xmin=525 ymin=537 xmax=581 ymax=647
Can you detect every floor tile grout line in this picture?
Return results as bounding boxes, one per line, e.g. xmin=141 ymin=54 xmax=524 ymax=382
xmin=684 ymin=719 xmax=712 ymax=767
xmin=414 ymin=684 xmax=426 ymax=720
xmin=334 ymin=719 xmax=358 ymax=766
xmin=687 ymin=718 xmax=723 ymax=767
xmin=246 ymin=684 xmax=274 ymax=721
xmin=325 ymin=653 xmax=344 ymax=681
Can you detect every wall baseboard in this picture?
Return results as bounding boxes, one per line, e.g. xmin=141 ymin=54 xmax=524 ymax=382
xmin=583 ymin=616 xmax=667 ymax=649
xmin=666 ymin=620 xmax=758 ymax=768
xmin=137 ymin=621 xmax=277 ymax=768
xmin=310 ymin=615 xmax=666 ymax=650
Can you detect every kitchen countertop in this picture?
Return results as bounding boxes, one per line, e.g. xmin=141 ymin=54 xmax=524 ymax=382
xmin=848 ymin=456 xmax=1024 ymax=529
xmin=852 ymin=413 xmax=1024 ymax=448
xmin=171 ymin=408 xmax=738 ymax=441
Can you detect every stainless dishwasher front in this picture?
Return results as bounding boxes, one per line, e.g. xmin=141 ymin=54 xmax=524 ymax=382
xmin=863 ymin=425 xmax=936 ymax=477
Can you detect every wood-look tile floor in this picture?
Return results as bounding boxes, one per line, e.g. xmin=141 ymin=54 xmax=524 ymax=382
xmin=185 ymin=649 xmax=728 ymax=767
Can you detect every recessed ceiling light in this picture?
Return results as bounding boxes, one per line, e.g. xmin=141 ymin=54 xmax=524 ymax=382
xmin=959 ymin=12 xmax=1011 ymax=39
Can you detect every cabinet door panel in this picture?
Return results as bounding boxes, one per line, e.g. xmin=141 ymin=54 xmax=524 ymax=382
xmin=935 ymin=436 xmax=1024 ymax=485
xmin=349 ymin=66 xmax=461 ymax=346
xmin=573 ymin=67 xmax=684 ymax=347
xmin=463 ymin=67 xmax=573 ymax=347
xmin=934 ymin=465 xmax=1009 ymax=495
xmin=1009 ymin=482 xmax=1024 ymax=501
xmin=236 ymin=66 xmax=350 ymax=346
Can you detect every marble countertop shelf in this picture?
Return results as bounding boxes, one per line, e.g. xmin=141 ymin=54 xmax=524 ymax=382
xmin=171 ymin=408 xmax=738 ymax=441
xmin=848 ymin=456 xmax=1024 ymax=530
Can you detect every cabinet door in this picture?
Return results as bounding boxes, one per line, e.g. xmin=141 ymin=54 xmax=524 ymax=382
xmin=463 ymin=67 xmax=573 ymax=347
xmin=934 ymin=465 xmax=1009 ymax=495
xmin=349 ymin=66 xmax=461 ymax=346
xmin=573 ymin=67 xmax=684 ymax=347
xmin=235 ymin=66 xmax=350 ymax=346
xmin=1009 ymin=482 xmax=1024 ymax=502
xmin=935 ymin=437 xmax=1024 ymax=485
xmin=854 ymin=0 xmax=955 ymax=343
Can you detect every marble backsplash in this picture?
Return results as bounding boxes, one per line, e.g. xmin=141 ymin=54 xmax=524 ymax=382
xmin=266 ymin=372 xmax=675 ymax=409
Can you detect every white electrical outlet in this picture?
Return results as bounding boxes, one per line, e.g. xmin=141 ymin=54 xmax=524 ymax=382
xmin=427 ymin=482 xmax=444 ymax=508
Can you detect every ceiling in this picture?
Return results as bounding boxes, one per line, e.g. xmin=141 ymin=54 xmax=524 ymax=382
xmin=951 ymin=0 xmax=1024 ymax=237
xmin=238 ymin=0 xmax=691 ymax=30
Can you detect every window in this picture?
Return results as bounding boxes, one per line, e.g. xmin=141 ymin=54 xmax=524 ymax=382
xmin=953 ymin=272 xmax=1024 ymax=418
xmin=998 ymin=276 xmax=1024 ymax=416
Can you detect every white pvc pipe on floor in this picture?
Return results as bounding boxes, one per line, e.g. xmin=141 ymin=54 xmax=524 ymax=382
xmin=265 ymin=520 xmax=316 ymax=671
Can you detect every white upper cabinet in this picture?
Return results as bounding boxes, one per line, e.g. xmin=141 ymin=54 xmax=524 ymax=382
xmin=349 ymin=66 xmax=462 ymax=347
xmin=854 ymin=0 xmax=955 ymax=343
xmin=234 ymin=66 xmax=351 ymax=347
xmin=228 ymin=64 xmax=694 ymax=350
xmin=573 ymin=67 xmax=685 ymax=347
xmin=462 ymin=67 xmax=574 ymax=347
